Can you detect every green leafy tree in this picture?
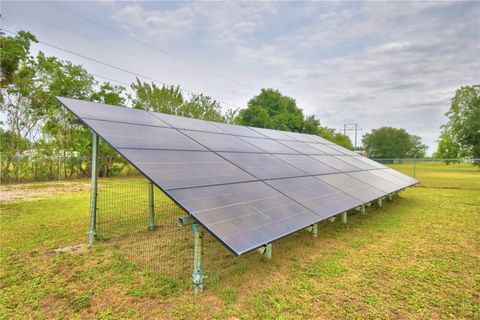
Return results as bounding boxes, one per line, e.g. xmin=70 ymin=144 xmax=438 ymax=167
xmin=362 ymin=127 xmax=427 ymax=158
xmin=434 ymin=128 xmax=469 ymax=164
xmin=131 ymin=79 xmax=184 ymax=114
xmin=130 ymin=79 xmax=231 ymax=122
xmin=237 ymin=89 xmax=354 ymax=149
xmin=438 ymin=85 xmax=480 ymax=165
xmin=238 ymin=89 xmax=304 ymax=131
xmin=0 ymin=30 xmax=37 ymax=87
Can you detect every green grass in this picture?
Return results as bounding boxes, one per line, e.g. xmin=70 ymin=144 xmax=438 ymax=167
xmin=1 ymin=164 xmax=479 ymax=319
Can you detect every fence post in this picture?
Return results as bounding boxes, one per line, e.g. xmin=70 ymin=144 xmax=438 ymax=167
xmin=88 ymin=133 xmax=99 ymax=246
xmin=413 ymin=157 xmax=417 ymax=179
xmin=148 ymin=180 xmax=156 ymax=230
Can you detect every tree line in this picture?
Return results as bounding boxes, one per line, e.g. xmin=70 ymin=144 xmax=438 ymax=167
xmin=0 ymin=30 xmax=353 ymax=182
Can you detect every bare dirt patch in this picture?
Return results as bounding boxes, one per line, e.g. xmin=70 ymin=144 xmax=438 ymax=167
xmin=0 ymin=181 xmax=90 ymax=203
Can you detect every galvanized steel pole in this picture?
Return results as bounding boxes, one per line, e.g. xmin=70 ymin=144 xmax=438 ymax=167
xmin=88 ymin=133 xmax=99 ymax=246
xmin=148 ymin=180 xmax=156 ymax=230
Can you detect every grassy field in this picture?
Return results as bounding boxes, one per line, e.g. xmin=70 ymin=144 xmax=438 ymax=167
xmin=1 ymin=163 xmax=479 ymax=319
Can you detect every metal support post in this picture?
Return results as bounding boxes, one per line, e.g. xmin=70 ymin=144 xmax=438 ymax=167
xmin=341 ymin=211 xmax=347 ymax=224
xmin=257 ymin=243 xmax=272 ymax=259
xmin=356 ymin=205 xmax=366 ymax=215
xmin=307 ymin=224 xmax=318 ymax=237
xmin=148 ymin=180 xmax=156 ymax=230
xmin=377 ymin=197 xmax=383 ymax=208
xmin=328 ymin=216 xmax=336 ymax=222
xmin=88 ymin=133 xmax=99 ymax=246
xmin=192 ymin=223 xmax=205 ymax=294
xmin=388 ymin=193 xmax=393 ymax=201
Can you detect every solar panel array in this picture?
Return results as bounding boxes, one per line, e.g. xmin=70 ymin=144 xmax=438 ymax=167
xmin=57 ymin=97 xmax=418 ymax=255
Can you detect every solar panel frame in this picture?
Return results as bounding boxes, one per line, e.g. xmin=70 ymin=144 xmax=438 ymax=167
xmin=57 ymin=96 xmax=417 ymax=256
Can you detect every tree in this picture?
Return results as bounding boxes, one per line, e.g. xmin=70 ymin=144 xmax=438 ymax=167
xmin=438 ymin=85 xmax=480 ymax=164
xmin=237 ymin=89 xmax=354 ymax=149
xmin=0 ymin=30 xmax=37 ymax=87
xmin=130 ymin=79 xmax=233 ymax=122
xmin=237 ymin=89 xmax=304 ymax=131
xmin=434 ymin=128 xmax=469 ymax=164
xmin=362 ymin=127 xmax=427 ymax=158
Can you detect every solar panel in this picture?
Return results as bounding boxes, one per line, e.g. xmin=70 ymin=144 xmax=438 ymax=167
xmin=168 ymin=181 xmax=319 ymax=254
xmin=274 ymin=154 xmax=339 ymax=175
xmin=347 ymin=171 xmax=401 ymax=194
xmin=281 ymin=131 xmax=318 ymax=142
xmin=57 ymin=97 xmax=169 ymax=127
xmin=250 ymin=127 xmax=296 ymax=140
xmin=305 ymin=143 xmax=343 ymax=155
xmin=181 ymin=130 xmax=264 ymax=153
xmin=239 ymin=136 xmax=299 ymax=154
xmin=266 ymin=177 xmax=361 ymax=219
xmin=368 ymin=169 xmax=411 ymax=188
xmin=277 ymin=140 xmax=326 ymax=154
xmin=335 ymin=156 xmax=377 ymax=170
xmin=209 ymin=121 xmax=265 ymax=138
xmin=57 ymin=97 xmax=418 ymax=256
xmin=152 ymin=111 xmax=226 ymax=133
xmin=310 ymin=155 xmax=362 ymax=172
xmin=120 ymin=149 xmax=256 ymax=190
xmin=219 ymin=152 xmax=307 ymax=179
xmin=86 ymin=119 xmax=206 ymax=151
xmin=316 ymin=173 xmax=385 ymax=203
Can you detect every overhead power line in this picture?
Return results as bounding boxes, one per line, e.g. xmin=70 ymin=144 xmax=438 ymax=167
xmin=2 ymin=29 xmax=242 ymax=109
xmin=7 ymin=8 xmax=250 ymax=96
xmin=43 ymin=1 xmax=257 ymax=91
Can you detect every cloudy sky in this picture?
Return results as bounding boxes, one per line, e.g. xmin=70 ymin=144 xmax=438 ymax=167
xmin=2 ymin=1 xmax=479 ymax=152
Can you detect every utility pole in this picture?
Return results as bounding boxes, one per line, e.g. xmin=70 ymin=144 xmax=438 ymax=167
xmin=342 ymin=123 xmax=363 ymax=149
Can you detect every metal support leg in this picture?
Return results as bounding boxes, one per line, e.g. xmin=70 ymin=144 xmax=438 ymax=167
xmin=257 ymin=243 xmax=272 ymax=259
xmin=148 ymin=180 xmax=156 ymax=230
xmin=388 ymin=193 xmax=393 ymax=201
xmin=328 ymin=216 xmax=336 ymax=222
xmin=192 ymin=223 xmax=205 ymax=294
xmin=88 ymin=133 xmax=99 ymax=246
xmin=377 ymin=197 xmax=383 ymax=208
xmin=356 ymin=205 xmax=366 ymax=215
xmin=341 ymin=211 xmax=347 ymax=224
xmin=307 ymin=224 xmax=318 ymax=237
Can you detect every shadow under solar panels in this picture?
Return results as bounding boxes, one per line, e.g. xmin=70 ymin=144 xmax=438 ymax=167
xmin=120 ymin=149 xmax=256 ymax=190
xmin=316 ymin=173 xmax=385 ymax=203
xmin=266 ymin=176 xmax=361 ymax=219
xmin=168 ymin=181 xmax=319 ymax=254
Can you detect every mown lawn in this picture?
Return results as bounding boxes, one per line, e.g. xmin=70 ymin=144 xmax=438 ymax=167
xmin=0 ymin=164 xmax=479 ymax=319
